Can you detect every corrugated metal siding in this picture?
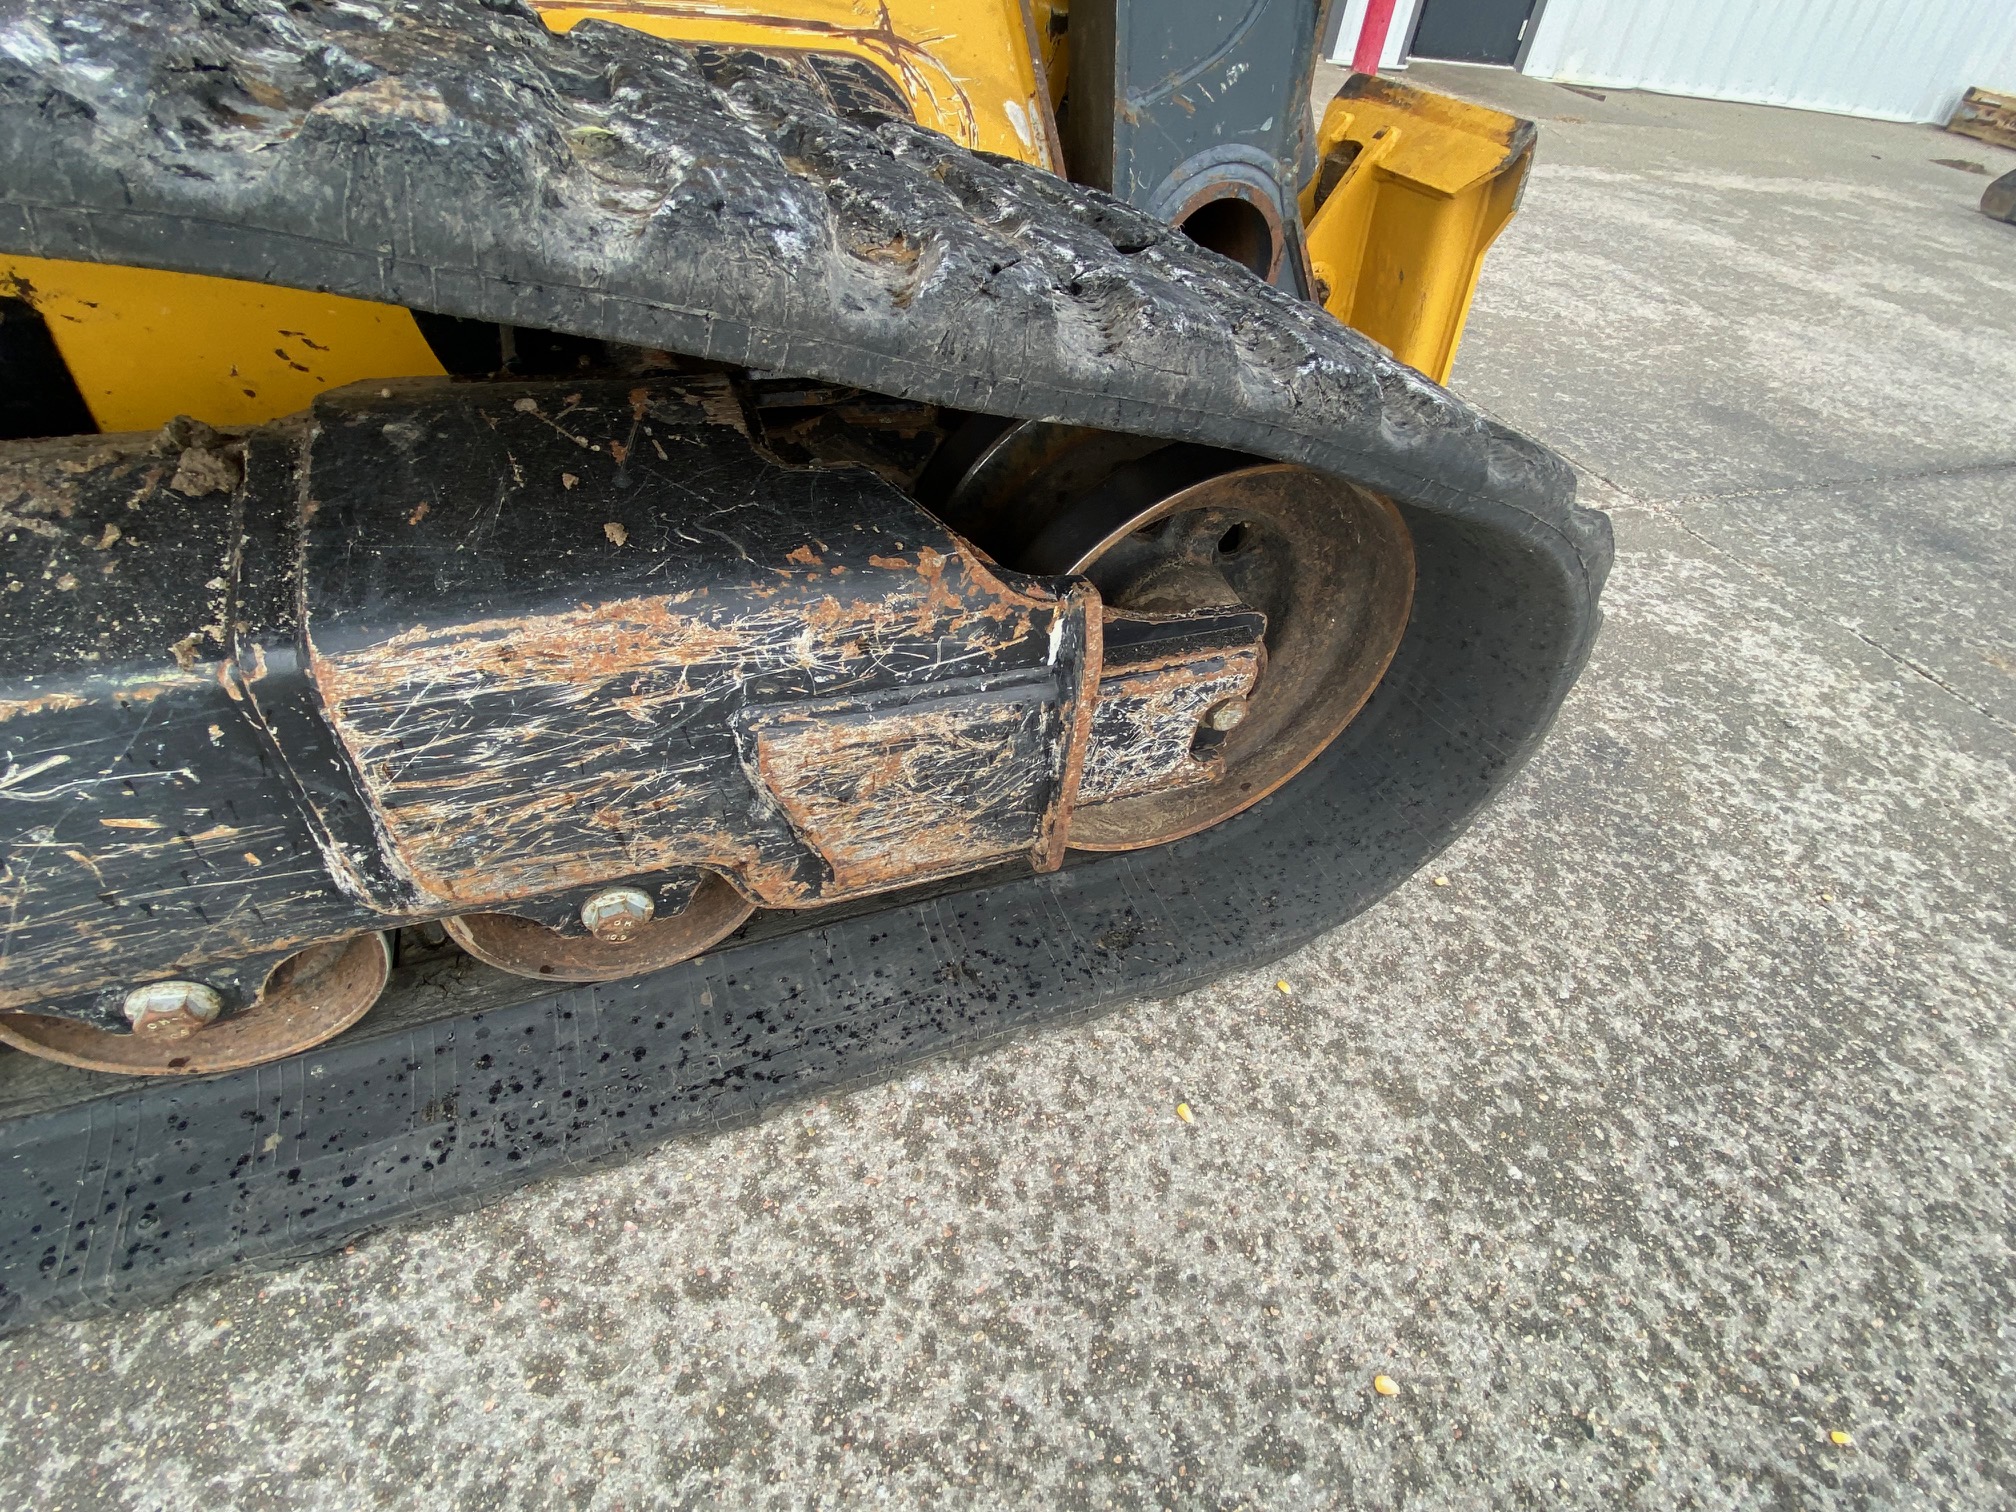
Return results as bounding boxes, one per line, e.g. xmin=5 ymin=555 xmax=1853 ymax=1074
xmin=1520 ymin=0 xmax=2016 ymax=124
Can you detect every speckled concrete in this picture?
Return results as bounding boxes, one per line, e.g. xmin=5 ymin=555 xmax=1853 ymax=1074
xmin=4 ymin=71 xmax=2014 ymax=1512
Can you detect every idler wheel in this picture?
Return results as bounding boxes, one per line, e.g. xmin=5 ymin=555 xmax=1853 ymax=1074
xmin=0 ymin=934 xmax=391 ymax=1077
xmin=444 ymin=872 xmax=754 ymax=983
xmin=939 ymin=423 xmax=1415 ymax=850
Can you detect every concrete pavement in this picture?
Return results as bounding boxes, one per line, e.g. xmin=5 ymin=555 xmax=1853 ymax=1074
xmin=3 ymin=64 xmax=2013 ymax=1510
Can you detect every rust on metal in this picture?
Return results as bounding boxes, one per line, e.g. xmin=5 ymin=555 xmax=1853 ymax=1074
xmin=307 ymin=561 xmax=1083 ymax=908
xmin=299 ymin=380 xmax=1099 ymax=913
xmin=743 ymin=683 xmax=1057 ymax=894
xmin=1065 ymin=468 xmax=1415 ymax=852
xmin=0 ymin=379 xmax=1403 ymax=1041
xmin=934 ymin=421 xmax=1417 ymax=855
xmin=1078 ymin=633 xmax=1262 ymax=806
xmin=446 ymin=873 xmax=753 ymax=983
xmin=0 ymin=933 xmax=389 ymax=1076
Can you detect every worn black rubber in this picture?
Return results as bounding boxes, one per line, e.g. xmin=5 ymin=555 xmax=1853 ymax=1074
xmin=0 ymin=0 xmax=1610 ymax=1331
xmin=0 ymin=0 xmax=1603 ymax=576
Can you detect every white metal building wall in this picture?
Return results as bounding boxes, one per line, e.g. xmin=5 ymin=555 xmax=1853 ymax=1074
xmin=1519 ymin=0 xmax=2016 ymax=124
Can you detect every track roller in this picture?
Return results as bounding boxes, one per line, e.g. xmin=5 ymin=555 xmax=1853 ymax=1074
xmin=939 ymin=423 xmax=1416 ymax=849
xmin=444 ymin=874 xmax=755 ymax=983
xmin=0 ymin=934 xmax=391 ymax=1076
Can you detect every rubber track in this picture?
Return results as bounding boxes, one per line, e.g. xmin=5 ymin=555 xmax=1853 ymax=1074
xmin=0 ymin=0 xmax=1604 ymax=581
xmin=0 ymin=0 xmax=1612 ymax=1331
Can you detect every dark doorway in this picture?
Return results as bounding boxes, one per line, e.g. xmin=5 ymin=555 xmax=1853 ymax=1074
xmin=1409 ymin=0 xmax=1539 ymax=67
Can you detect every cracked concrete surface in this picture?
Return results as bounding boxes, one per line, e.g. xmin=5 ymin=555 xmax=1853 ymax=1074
xmin=3 ymin=64 xmax=2014 ymax=1511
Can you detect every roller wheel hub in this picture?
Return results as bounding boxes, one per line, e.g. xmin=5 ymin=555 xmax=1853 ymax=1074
xmin=938 ymin=422 xmax=1415 ymax=851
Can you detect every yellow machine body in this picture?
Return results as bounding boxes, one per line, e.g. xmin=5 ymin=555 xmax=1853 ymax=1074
xmin=1 ymin=5 xmax=1528 ymax=427
xmin=535 ymin=1 xmax=1064 ymax=167
xmin=0 ymin=256 xmax=447 ymax=433
xmin=1299 ymin=74 xmax=1534 ymax=385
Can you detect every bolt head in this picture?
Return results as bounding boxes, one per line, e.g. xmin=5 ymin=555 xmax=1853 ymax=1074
xmin=1204 ymin=698 xmax=1249 ymax=732
xmin=122 ymin=980 xmax=224 ymax=1039
xmin=580 ymin=886 xmax=655 ymax=944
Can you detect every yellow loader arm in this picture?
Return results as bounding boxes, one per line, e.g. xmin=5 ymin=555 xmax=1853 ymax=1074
xmin=1302 ymin=73 xmax=1536 ymax=384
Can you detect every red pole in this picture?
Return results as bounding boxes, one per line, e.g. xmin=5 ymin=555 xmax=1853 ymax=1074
xmin=1353 ymin=0 xmax=1398 ymax=75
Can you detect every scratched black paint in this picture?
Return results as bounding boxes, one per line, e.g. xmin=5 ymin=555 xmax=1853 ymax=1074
xmin=1 ymin=377 xmax=1106 ymax=1021
xmin=0 ymin=433 xmax=378 ymax=1029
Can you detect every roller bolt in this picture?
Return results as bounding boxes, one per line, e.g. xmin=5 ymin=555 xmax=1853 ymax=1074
xmin=1204 ymin=698 xmax=1249 ymax=732
xmin=122 ymin=980 xmax=224 ymax=1039
xmin=581 ymin=887 xmax=655 ymax=944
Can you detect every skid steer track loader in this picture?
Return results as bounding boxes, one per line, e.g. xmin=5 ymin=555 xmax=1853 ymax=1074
xmin=0 ymin=0 xmax=1608 ymax=1329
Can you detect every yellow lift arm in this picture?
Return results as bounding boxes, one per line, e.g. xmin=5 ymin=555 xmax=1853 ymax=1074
xmin=1301 ymin=73 xmax=1535 ymax=385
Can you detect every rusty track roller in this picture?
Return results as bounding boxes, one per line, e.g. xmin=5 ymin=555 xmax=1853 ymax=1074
xmin=445 ymin=873 xmax=755 ymax=982
xmin=0 ymin=934 xmax=390 ymax=1077
xmin=938 ymin=423 xmax=1416 ymax=850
